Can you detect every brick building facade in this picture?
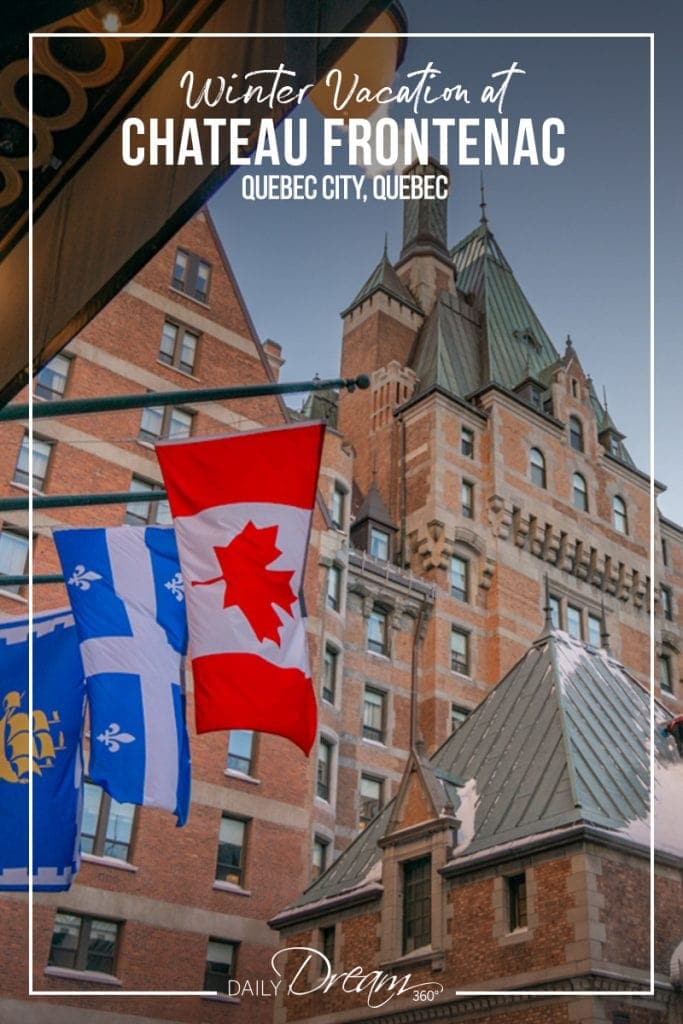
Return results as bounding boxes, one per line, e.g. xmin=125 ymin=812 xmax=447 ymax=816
xmin=0 ymin=159 xmax=680 ymax=1024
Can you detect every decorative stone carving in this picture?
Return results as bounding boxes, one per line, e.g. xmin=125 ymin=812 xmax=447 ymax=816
xmin=488 ymin=494 xmax=512 ymax=540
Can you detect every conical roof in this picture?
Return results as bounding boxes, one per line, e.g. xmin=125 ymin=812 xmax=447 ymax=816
xmin=342 ymin=245 xmax=422 ymax=317
xmin=352 ymin=480 xmax=397 ymax=532
xmin=278 ymin=632 xmax=681 ymax=915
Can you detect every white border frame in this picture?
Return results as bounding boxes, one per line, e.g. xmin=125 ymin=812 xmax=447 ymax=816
xmin=27 ymin=27 xmax=655 ymax=1002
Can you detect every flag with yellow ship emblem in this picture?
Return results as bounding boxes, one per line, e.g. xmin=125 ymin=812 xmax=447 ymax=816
xmin=0 ymin=608 xmax=85 ymax=890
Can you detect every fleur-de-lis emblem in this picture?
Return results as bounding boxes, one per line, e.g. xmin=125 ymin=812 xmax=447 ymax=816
xmin=164 ymin=571 xmax=184 ymax=602
xmin=97 ymin=722 xmax=136 ymax=753
xmin=68 ymin=564 xmax=103 ymax=591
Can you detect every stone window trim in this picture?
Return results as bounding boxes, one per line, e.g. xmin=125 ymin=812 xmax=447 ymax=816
xmin=226 ymin=730 xmax=258 ymax=781
xmin=138 ymin=403 xmax=194 ymax=446
xmin=330 ymin=481 xmax=348 ymax=531
xmin=315 ymin=732 xmax=338 ymax=806
xmin=158 ymin=318 xmax=201 ymax=376
xmin=362 ymin=685 xmax=387 ymax=744
xmin=321 ymin=641 xmax=341 ymax=706
xmin=546 ymin=586 xmax=608 ymax=648
xmin=13 ymin=432 xmax=54 ymax=494
xmin=0 ymin=527 xmax=31 ymax=600
xmin=81 ymin=780 xmax=136 ymax=864
xmin=529 ymin=446 xmax=547 ymax=489
xmin=34 ymin=352 xmax=72 ymax=401
xmin=378 ymin=819 xmax=454 ymax=970
xmin=569 ymin=414 xmax=584 ymax=452
xmin=171 ymin=247 xmax=212 ymax=304
xmin=492 ymin=865 xmax=538 ymax=946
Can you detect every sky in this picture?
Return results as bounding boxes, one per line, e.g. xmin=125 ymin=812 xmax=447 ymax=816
xmin=208 ymin=0 xmax=681 ymax=522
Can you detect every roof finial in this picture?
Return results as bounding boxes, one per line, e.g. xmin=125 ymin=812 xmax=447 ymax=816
xmin=565 ymin=333 xmax=573 ymax=351
xmin=383 ymin=232 xmax=388 ymax=260
xmin=371 ymin=453 xmax=377 ymax=483
xmin=479 ymin=170 xmax=488 ymax=228
xmin=602 ymin=384 xmax=609 ymax=412
xmin=600 ymin=598 xmax=611 ymax=654
xmin=541 ymin=574 xmax=554 ymax=636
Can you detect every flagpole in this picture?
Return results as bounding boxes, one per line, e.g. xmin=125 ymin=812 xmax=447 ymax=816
xmin=0 ymin=374 xmax=370 ymax=422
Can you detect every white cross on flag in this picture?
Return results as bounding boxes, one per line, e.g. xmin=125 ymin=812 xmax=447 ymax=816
xmin=156 ymin=422 xmax=325 ymax=755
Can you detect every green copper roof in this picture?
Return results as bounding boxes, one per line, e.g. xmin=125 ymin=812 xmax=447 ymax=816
xmin=282 ymin=632 xmax=680 ymax=914
xmin=410 ymin=289 xmax=482 ymax=398
xmin=451 ymin=224 xmax=561 ymax=391
xmin=342 ymin=245 xmax=422 ymax=317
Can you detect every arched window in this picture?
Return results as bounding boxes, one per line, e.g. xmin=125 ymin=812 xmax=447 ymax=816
xmin=530 ymin=447 xmax=546 ymax=488
xmin=613 ymin=495 xmax=628 ymax=534
xmin=569 ymin=415 xmax=584 ymax=452
xmin=572 ymin=473 xmax=588 ymax=511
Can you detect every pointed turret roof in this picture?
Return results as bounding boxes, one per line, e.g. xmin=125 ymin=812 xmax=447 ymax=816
xmin=352 ymin=479 xmax=397 ymax=533
xmin=342 ymin=242 xmax=422 ymax=317
xmin=276 ymin=632 xmax=681 ymax=918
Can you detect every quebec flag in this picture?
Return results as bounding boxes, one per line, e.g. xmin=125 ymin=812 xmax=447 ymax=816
xmin=54 ymin=526 xmax=191 ymax=826
xmin=0 ymin=608 xmax=85 ymax=891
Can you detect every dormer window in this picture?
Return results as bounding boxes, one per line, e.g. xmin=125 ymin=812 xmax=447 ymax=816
xmin=609 ymin=435 xmax=620 ymax=456
xmin=402 ymin=855 xmax=431 ymax=954
xmin=370 ymin=526 xmax=389 ymax=561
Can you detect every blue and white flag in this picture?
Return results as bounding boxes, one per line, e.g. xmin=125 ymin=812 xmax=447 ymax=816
xmin=54 ymin=526 xmax=191 ymax=826
xmin=0 ymin=608 xmax=85 ymax=891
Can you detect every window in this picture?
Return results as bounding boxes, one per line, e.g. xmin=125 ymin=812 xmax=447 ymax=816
xmin=227 ymin=731 xmax=254 ymax=776
xmin=571 ymin=378 xmax=578 ymax=398
xmin=331 ymin=485 xmax=345 ymax=529
xmin=659 ymin=654 xmax=673 ymax=694
xmin=402 ymin=856 xmax=431 ymax=954
xmin=204 ymin=939 xmax=237 ymax=994
xmin=549 ymin=594 xmax=561 ymax=629
xmin=320 ymin=925 xmax=335 ymax=967
xmin=159 ymin=320 xmax=199 ymax=374
xmin=572 ymin=472 xmax=588 ymax=512
xmin=587 ymin=613 xmax=602 ymax=648
xmin=451 ymin=704 xmax=470 ymax=732
xmin=48 ymin=912 xmax=119 ymax=976
xmin=312 ymin=836 xmax=329 ymax=880
xmin=662 ymin=537 xmax=669 ymax=566
xmin=326 ymin=564 xmax=341 ymax=611
xmin=450 ymin=627 xmax=469 ymax=674
xmin=450 ymin=556 xmax=468 ymax=602
xmin=35 ymin=353 xmax=70 ymax=400
xmin=609 ymin=435 xmax=620 ymax=457
xmin=362 ymin=686 xmax=385 ymax=742
xmin=567 ymin=604 xmax=583 ymax=640
xmin=359 ymin=775 xmax=384 ymax=829
xmin=661 ymin=586 xmax=673 ymax=622
xmin=216 ymin=816 xmax=247 ymax=886
xmin=529 ymin=386 xmax=542 ymax=410
xmin=507 ymin=873 xmax=528 ymax=930
xmin=461 ymin=426 xmax=474 ymax=458
xmin=569 ymin=415 xmax=584 ymax=452
xmin=139 ymin=405 xmax=193 ymax=444
xmin=370 ymin=526 xmax=389 ymax=561
xmin=0 ymin=530 xmax=29 ymax=594
xmin=13 ymin=434 xmax=52 ymax=491
xmin=367 ymin=607 xmax=388 ymax=656
xmin=125 ymin=476 xmax=171 ymax=526
xmin=530 ymin=447 xmax=546 ymax=488
xmin=612 ymin=495 xmax=628 ymax=534
xmin=461 ymin=480 xmax=474 ymax=519
xmin=322 ymin=645 xmax=338 ymax=704
xmin=316 ymin=738 xmax=332 ymax=801
xmin=172 ymin=247 xmax=212 ymax=302
xmin=81 ymin=782 xmax=134 ymax=861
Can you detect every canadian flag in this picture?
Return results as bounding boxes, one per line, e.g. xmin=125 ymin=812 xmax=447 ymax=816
xmin=156 ymin=423 xmax=325 ymax=755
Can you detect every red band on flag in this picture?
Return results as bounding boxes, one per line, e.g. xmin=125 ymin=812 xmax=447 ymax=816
xmin=156 ymin=422 xmax=325 ymax=517
xmin=192 ymin=653 xmax=317 ymax=756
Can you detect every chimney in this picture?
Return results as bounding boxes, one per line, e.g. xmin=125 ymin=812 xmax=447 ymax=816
xmin=395 ymin=158 xmax=456 ymax=314
xmin=262 ymin=338 xmax=284 ymax=382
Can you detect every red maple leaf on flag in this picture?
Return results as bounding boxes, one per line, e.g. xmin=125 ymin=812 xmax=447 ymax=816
xmin=192 ymin=521 xmax=296 ymax=645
